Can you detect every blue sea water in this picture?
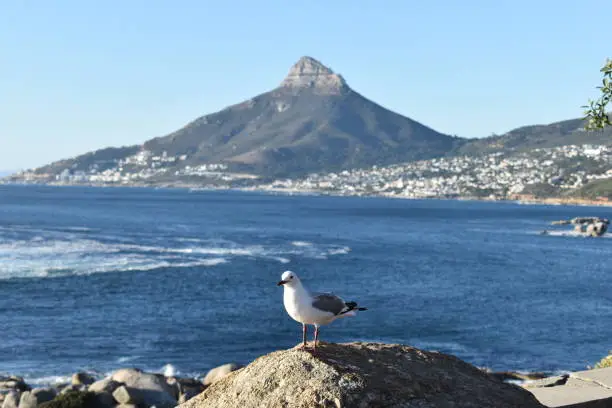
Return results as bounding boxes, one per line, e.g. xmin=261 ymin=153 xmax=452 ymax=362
xmin=0 ymin=184 xmax=611 ymax=384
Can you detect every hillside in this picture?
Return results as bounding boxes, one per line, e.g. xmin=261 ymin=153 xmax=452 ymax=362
xmin=5 ymin=56 xmax=612 ymax=185
xmin=24 ymin=56 xmax=464 ymax=180
xmin=458 ymin=117 xmax=612 ymax=156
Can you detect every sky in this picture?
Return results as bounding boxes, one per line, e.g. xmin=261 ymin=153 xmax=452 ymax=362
xmin=1 ymin=0 xmax=610 ymax=170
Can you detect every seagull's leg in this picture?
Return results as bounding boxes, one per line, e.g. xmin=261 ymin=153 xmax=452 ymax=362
xmin=313 ymin=324 xmax=320 ymax=353
xmin=301 ymin=323 xmax=307 ymax=349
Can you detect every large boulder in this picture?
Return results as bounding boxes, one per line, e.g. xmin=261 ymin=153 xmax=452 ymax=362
xmin=202 ymin=363 xmax=242 ymax=386
xmin=88 ymin=378 xmax=120 ymax=394
xmin=70 ymin=372 xmax=95 ymax=386
xmin=19 ymin=388 xmax=57 ymax=408
xmin=1 ymin=390 xmax=20 ymax=408
xmin=0 ymin=376 xmax=30 ymax=392
xmin=179 ymin=342 xmax=545 ymax=408
xmin=109 ymin=368 xmax=176 ymax=407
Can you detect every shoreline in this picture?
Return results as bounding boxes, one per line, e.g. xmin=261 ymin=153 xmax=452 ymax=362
xmin=3 ymin=181 xmax=612 ymax=208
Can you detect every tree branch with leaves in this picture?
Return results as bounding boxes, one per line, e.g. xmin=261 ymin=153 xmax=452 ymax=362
xmin=583 ymin=58 xmax=612 ymax=130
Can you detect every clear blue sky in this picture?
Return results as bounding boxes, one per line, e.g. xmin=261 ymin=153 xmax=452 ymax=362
xmin=1 ymin=0 xmax=610 ymax=170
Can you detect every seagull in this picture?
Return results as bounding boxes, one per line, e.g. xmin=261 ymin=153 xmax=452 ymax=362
xmin=277 ymin=270 xmax=367 ymax=352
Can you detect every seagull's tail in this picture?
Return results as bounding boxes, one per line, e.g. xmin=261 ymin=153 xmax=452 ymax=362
xmin=340 ymin=301 xmax=368 ymax=316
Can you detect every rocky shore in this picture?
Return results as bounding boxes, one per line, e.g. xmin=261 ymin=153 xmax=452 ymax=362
xmin=0 ymin=363 xmax=242 ymax=408
xmin=2 ymin=346 xmax=610 ymax=407
xmin=1 ymin=343 xmax=552 ymax=408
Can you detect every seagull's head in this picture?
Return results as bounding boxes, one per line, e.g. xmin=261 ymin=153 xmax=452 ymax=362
xmin=277 ymin=270 xmax=300 ymax=287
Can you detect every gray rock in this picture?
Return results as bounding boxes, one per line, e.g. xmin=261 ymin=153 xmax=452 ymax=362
xmin=93 ymin=391 xmax=116 ymax=408
xmin=202 ymin=363 xmax=242 ymax=386
xmin=112 ymin=385 xmax=139 ymax=405
xmin=71 ymin=372 xmax=95 ymax=386
xmin=164 ymin=377 xmax=181 ymax=400
xmin=178 ymin=388 xmax=202 ymax=404
xmin=1 ymin=390 xmax=20 ymax=408
xmin=19 ymin=388 xmax=56 ymax=408
xmin=88 ymin=378 xmax=120 ymax=394
xmin=179 ymin=342 xmax=545 ymax=408
xmin=177 ymin=377 xmax=205 ymax=399
xmin=109 ymin=369 xmax=176 ymax=408
xmin=0 ymin=376 xmax=29 ymax=392
xmin=110 ymin=368 xmax=143 ymax=384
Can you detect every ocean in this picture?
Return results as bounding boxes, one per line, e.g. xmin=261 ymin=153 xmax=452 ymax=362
xmin=0 ymin=184 xmax=610 ymax=385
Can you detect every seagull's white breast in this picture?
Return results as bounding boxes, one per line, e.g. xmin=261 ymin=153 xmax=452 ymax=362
xmin=283 ymin=286 xmax=336 ymax=326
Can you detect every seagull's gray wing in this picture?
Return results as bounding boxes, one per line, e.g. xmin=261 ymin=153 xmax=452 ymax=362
xmin=311 ymin=292 xmax=347 ymax=315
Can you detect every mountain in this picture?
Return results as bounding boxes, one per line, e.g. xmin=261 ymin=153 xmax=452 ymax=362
xmin=8 ymin=56 xmax=612 ymax=185
xmin=137 ymin=56 xmax=467 ymax=177
xmin=27 ymin=56 xmax=464 ymax=180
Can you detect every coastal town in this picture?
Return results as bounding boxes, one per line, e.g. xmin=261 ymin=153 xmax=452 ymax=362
xmin=261 ymin=143 xmax=612 ymax=200
xmin=6 ymin=143 xmax=611 ymax=202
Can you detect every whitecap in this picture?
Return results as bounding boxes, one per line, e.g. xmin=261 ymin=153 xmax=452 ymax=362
xmin=291 ymin=241 xmax=313 ymax=247
xmin=327 ymin=246 xmax=351 ymax=255
xmin=161 ymin=364 xmax=177 ymax=377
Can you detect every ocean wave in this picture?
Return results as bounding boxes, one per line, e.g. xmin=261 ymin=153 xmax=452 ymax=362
xmin=0 ymin=233 xmax=350 ymax=280
xmin=22 ymin=375 xmax=73 ymax=387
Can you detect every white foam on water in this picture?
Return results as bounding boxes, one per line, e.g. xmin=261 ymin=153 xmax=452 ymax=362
xmin=0 ymin=226 xmax=352 ymax=280
xmin=540 ymin=229 xmax=611 ymax=238
xmin=116 ymin=356 xmax=140 ymax=364
xmin=161 ymin=364 xmax=177 ymax=377
xmin=327 ymin=246 xmax=351 ymax=255
xmin=22 ymin=375 xmax=72 ymax=387
xmin=291 ymin=241 xmax=313 ymax=247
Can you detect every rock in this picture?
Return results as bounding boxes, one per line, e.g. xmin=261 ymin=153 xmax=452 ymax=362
xmin=164 ymin=376 xmax=182 ymax=400
xmin=70 ymin=372 xmax=95 ymax=386
xmin=92 ymin=391 xmax=115 ymax=408
xmin=60 ymin=385 xmax=88 ymax=395
xmin=178 ymin=388 xmax=201 ymax=404
xmin=87 ymin=378 xmax=120 ymax=394
xmin=112 ymin=385 xmax=139 ymax=405
xmin=0 ymin=376 xmax=30 ymax=392
xmin=176 ymin=377 xmax=205 ymax=401
xmin=19 ymin=388 xmax=57 ymax=408
xmin=202 ymin=363 xmax=243 ymax=386
xmin=1 ymin=390 xmax=20 ymax=408
xmin=179 ymin=342 xmax=545 ymax=408
xmin=280 ymin=56 xmax=347 ymax=94
xmin=173 ymin=377 xmax=206 ymax=403
xmin=109 ymin=368 xmax=143 ymax=384
xmin=109 ymin=369 xmax=176 ymax=408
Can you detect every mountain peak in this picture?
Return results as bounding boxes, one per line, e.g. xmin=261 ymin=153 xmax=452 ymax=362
xmin=280 ymin=56 xmax=348 ymax=94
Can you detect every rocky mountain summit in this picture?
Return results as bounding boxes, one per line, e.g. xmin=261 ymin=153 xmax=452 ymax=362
xmin=280 ymin=56 xmax=348 ymax=94
xmin=179 ymin=342 xmax=544 ymax=408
